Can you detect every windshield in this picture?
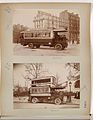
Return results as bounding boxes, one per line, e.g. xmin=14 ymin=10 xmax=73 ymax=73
xmin=54 ymin=31 xmax=67 ymax=38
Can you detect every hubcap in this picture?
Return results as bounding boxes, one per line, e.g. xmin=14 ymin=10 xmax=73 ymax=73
xmin=55 ymin=98 xmax=61 ymax=105
xmin=29 ymin=43 xmax=33 ymax=48
xmin=32 ymin=97 xmax=38 ymax=103
xmin=55 ymin=44 xmax=62 ymax=50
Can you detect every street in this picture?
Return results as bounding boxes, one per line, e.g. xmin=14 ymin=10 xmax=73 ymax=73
xmin=14 ymin=102 xmax=79 ymax=109
xmin=13 ymin=43 xmax=80 ymax=56
xmin=14 ymin=102 xmax=80 ymax=109
xmin=13 ymin=96 xmax=80 ymax=109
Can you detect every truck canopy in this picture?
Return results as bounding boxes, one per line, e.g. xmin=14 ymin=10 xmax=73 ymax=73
xmin=20 ymin=28 xmax=68 ymax=39
xmin=20 ymin=29 xmax=53 ymax=39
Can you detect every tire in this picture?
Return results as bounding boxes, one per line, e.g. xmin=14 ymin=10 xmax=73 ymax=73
xmin=32 ymin=97 xmax=38 ymax=103
xmin=28 ymin=43 xmax=34 ymax=49
xmin=55 ymin=43 xmax=62 ymax=50
xmin=36 ymin=45 xmax=40 ymax=48
xmin=54 ymin=98 xmax=61 ymax=105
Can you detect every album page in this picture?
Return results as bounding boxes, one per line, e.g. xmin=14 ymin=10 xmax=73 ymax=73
xmin=1 ymin=3 xmax=91 ymax=119
xmin=0 ymin=5 xmax=1 ymax=116
xmin=90 ymin=3 xmax=93 ymax=117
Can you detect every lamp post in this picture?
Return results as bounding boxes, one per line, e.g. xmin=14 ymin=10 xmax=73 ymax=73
xmin=69 ymin=81 xmax=72 ymax=102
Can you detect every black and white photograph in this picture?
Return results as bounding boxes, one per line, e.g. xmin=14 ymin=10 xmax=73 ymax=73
xmin=13 ymin=9 xmax=80 ymax=56
xmin=13 ymin=63 xmax=80 ymax=109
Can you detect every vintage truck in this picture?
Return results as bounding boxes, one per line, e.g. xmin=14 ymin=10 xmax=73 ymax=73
xmin=28 ymin=76 xmax=75 ymax=105
xmin=20 ymin=28 xmax=68 ymax=50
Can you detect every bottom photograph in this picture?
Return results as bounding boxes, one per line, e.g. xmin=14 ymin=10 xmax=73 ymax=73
xmin=13 ymin=63 xmax=80 ymax=109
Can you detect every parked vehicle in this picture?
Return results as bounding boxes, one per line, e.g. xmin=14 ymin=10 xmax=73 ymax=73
xmin=20 ymin=28 xmax=68 ymax=50
xmin=28 ymin=76 xmax=75 ymax=105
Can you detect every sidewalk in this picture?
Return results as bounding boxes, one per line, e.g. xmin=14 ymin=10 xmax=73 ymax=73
xmin=70 ymin=97 xmax=80 ymax=105
xmin=14 ymin=96 xmax=29 ymax=103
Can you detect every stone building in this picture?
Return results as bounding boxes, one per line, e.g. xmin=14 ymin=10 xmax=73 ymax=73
xmin=33 ymin=11 xmax=62 ymax=29
xmin=33 ymin=10 xmax=80 ymax=43
xmin=59 ymin=10 xmax=80 ymax=44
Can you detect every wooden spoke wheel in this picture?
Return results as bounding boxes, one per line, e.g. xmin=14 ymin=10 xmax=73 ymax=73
xmin=28 ymin=43 xmax=34 ymax=49
xmin=54 ymin=98 xmax=61 ymax=105
xmin=55 ymin=43 xmax=62 ymax=50
xmin=32 ymin=97 xmax=38 ymax=103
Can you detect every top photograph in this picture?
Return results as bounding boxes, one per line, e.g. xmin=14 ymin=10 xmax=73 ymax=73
xmin=13 ymin=9 xmax=80 ymax=56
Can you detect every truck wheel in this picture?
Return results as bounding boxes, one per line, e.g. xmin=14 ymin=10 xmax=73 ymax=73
xmin=28 ymin=43 xmax=34 ymax=49
xmin=54 ymin=98 xmax=61 ymax=105
xmin=55 ymin=43 xmax=62 ymax=50
xmin=32 ymin=97 xmax=38 ymax=103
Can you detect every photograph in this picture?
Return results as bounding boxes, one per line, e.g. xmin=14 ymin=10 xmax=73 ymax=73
xmin=13 ymin=9 xmax=80 ymax=56
xmin=13 ymin=63 xmax=80 ymax=109
xmin=0 ymin=2 xmax=91 ymax=118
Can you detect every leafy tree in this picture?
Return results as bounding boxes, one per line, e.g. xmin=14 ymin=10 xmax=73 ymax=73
xmin=13 ymin=24 xmax=28 ymax=43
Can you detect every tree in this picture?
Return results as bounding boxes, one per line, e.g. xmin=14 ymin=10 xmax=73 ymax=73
xmin=66 ymin=63 xmax=80 ymax=71
xmin=55 ymin=73 xmax=59 ymax=85
xmin=13 ymin=24 xmax=29 ymax=43
xmin=65 ymin=63 xmax=80 ymax=81
xmin=22 ymin=63 xmax=48 ymax=87
xmin=24 ymin=63 xmax=48 ymax=79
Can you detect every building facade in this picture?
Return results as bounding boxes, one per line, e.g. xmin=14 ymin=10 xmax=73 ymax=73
xmin=33 ymin=10 xmax=80 ymax=43
xmin=59 ymin=10 xmax=80 ymax=44
xmin=33 ymin=11 xmax=62 ymax=29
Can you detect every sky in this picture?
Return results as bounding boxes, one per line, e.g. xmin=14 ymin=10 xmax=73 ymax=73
xmin=13 ymin=9 xmax=80 ymax=29
xmin=13 ymin=63 xmax=69 ymax=87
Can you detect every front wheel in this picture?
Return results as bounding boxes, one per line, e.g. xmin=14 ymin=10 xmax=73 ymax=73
xmin=28 ymin=43 xmax=34 ymax=49
xmin=54 ymin=98 xmax=61 ymax=105
xmin=55 ymin=43 xmax=62 ymax=50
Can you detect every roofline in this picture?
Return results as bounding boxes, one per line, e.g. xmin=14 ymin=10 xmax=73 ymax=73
xmin=31 ymin=76 xmax=56 ymax=81
xmin=20 ymin=28 xmax=67 ymax=33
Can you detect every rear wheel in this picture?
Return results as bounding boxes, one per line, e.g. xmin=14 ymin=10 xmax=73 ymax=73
xmin=55 ymin=43 xmax=62 ymax=50
xmin=54 ymin=98 xmax=61 ymax=105
xmin=28 ymin=43 xmax=34 ymax=49
xmin=32 ymin=97 xmax=38 ymax=103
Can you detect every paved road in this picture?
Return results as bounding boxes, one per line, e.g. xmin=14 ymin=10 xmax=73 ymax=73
xmin=13 ymin=43 xmax=80 ymax=56
xmin=14 ymin=102 xmax=79 ymax=109
xmin=14 ymin=97 xmax=80 ymax=109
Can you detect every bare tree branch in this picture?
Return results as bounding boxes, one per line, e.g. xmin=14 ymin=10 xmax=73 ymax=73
xmin=65 ymin=63 xmax=80 ymax=81
xmin=24 ymin=63 xmax=47 ymax=80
